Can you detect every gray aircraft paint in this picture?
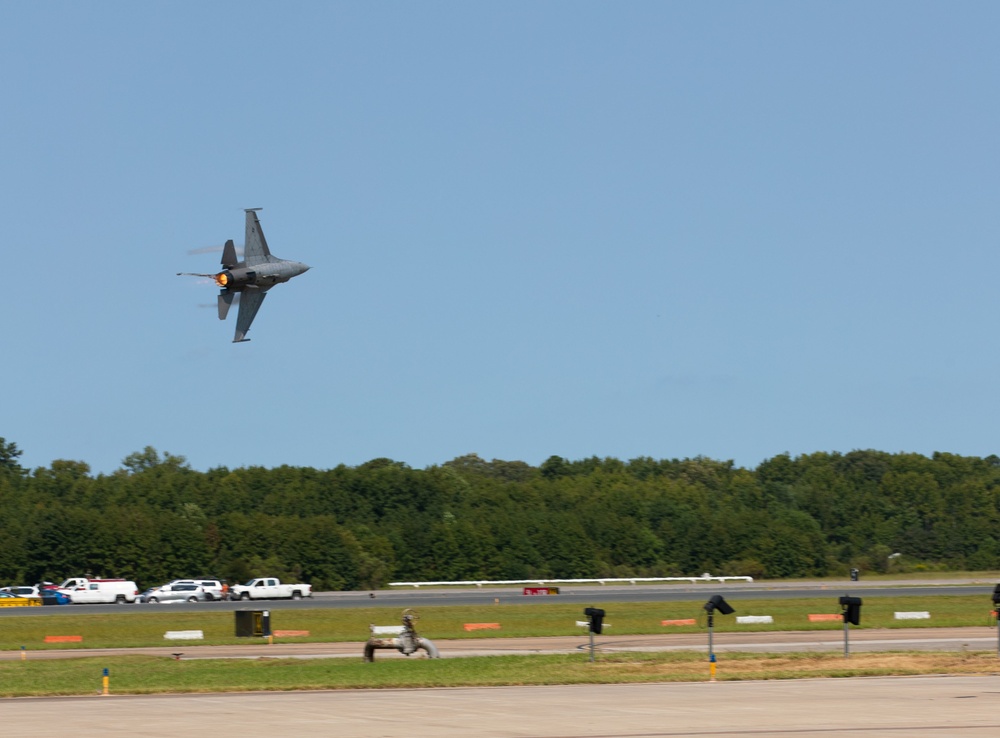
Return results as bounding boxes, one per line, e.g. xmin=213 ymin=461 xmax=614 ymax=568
xmin=178 ymin=209 xmax=310 ymax=342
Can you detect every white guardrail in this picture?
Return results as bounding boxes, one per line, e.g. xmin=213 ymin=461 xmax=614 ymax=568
xmin=388 ymin=575 xmax=754 ymax=588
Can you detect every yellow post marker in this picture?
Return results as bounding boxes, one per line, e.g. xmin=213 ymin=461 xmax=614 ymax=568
xmin=21 ymin=646 xmax=26 ymax=661
xmin=102 ymin=668 xmax=109 ymax=696
xmin=709 ymin=654 xmax=717 ymax=682
xmin=268 ymin=634 xmax=273 ymax=646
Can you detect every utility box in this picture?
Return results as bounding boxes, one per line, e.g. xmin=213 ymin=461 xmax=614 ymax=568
xmin=235 ymin=609 xmax=271 ymax=637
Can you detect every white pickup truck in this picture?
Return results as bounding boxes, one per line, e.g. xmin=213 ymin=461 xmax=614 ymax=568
xmin=229 ymin=577 xmax=312 ymax=601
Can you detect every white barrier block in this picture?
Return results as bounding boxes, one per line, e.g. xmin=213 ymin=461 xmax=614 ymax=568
xmin=164 ymin=630 xmax=204 ymax=640
xmin=576 ymin=621 xmax=610 ymax=628
xmin=370 ymin=625 xmax=405 ymax=636
xmin=736 ymin=615 xmax=773 ymax=624
xmin=894 ymin=611 xmax=930 ymax=620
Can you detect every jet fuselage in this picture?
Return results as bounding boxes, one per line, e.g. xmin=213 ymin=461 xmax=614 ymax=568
xmin=214 ymin=260 xmax=310 ymax=291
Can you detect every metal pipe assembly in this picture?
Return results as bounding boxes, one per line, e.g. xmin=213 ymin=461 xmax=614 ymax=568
xmin=364 ymin=609 xmax=440 ymax=662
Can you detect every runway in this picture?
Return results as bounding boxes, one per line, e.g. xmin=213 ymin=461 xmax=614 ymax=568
xmin=5 ymin=675 xmax=1000 ymax=737
xmin=0 ymin=578 xmax=995 ymax=618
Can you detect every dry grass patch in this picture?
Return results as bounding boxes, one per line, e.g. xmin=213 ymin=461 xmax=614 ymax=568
xmin=591 ymin=651 xmax=1000 ymax=681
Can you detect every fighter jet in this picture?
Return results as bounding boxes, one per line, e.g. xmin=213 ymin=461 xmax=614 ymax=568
xmin=178 ymin=209 xmax=310 ymax=342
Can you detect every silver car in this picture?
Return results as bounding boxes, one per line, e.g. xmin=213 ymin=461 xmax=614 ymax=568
xmin=163 ymin=578 xmax=226 ymax=601
xmin=0 ymin=585 xmax=41 ymax=599
xmin=140 ymin=583 xmax=208 ymax=604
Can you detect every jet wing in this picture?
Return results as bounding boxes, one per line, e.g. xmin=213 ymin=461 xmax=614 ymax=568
xmin=243 ymin=208 xmax=273 ymax=267
xmin=233 ymin=288 xmax=267 ymax=342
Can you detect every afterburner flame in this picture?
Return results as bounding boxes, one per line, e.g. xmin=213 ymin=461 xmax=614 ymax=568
xmin=215 ymin=272 xmax=229 ymax=287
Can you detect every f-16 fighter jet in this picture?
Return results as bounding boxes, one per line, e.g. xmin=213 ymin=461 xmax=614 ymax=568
xmin=178 ymin=209 xmax=310 ymax=342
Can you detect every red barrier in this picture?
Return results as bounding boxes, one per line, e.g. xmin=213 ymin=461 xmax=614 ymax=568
xmin=808 ymin=614 xmax=842 ymax=622
xmin=44 ymin=635 xmax=83 ymax=643
xmin=463 ymin=623 xmax=501 ymax=631
xmin=660 ymin=619 xmax=697 ymax=626
xmin=273 ymin=630 xmax=310 ymax=637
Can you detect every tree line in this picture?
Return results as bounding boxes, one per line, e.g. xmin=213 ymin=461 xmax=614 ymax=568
xmin=1 ymin=438 xmax=999 ymax=590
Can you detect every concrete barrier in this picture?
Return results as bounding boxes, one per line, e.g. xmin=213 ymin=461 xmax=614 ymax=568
xmin=164 ymin=630 xmax=204 ymax=640
xmin=736 ymin=615 xmax=773 ymax=625
xmin=463 ymin=623 xmax=501 ymax=631
xmin=894 ymin=611 xmax=930 ymax=620
xmin=44 ymin=635 xmax=82 ymax=643
xmin=273 ymin=630 xmax=310 ymax=637
xmin=661 ymin=619 xmax=697 ymax=626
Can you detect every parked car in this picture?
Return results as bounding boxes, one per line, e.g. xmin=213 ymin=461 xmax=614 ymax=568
xmin=163 ymin=578 xmax=226 ymax=601
xmin=40 ymin=589 xmax=72 ymax=605
xmin=0 ymin=591 xmax=41 ymax=607
xmin=0 ymin=585 xmax=40 ymax=598
xmin=142 ymin=584 xmax=208 ymax=604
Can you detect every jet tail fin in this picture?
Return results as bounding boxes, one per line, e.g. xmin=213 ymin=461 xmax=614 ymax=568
xmin=218 ymin=291 xmax=235 ymax=320
xmin=221 ymin=239 xmax=238 ymax=269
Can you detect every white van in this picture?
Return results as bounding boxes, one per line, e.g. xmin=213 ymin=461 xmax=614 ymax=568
xmin=57 ymin=578 xmax=138 ymax=604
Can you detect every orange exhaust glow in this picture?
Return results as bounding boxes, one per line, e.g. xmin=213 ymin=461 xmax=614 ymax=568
xmin=215 ymin=272 xmax=229 ymax=287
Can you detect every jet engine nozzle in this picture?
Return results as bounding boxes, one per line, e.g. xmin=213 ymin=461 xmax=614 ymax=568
xmin=214 ymin=268 xmax=256 ymax=289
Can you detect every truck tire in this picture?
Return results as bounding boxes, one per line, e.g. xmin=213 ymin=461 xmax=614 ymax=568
xmin=292 ymin=591 xmax=302 ymax=600
xmin=240 ymin=592 xmax=249 ymax=601
xmin=115 ymin=595 xmax=126 ymax=604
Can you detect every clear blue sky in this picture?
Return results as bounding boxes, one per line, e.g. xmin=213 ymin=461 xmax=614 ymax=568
xmin=3 ymin=2 xmax=998 ymax=475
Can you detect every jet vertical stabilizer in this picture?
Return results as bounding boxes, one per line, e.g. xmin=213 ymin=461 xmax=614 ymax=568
xmin=221 ymin=239 xmax=239 ymax=269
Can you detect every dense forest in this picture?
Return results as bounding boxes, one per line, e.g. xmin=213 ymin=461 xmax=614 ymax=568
xmin=1 ymin=437 xmax=999 ymax=590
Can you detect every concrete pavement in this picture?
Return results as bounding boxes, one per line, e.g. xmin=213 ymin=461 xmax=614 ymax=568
xmin=4 ymin=675 xmax=1000 ymax=736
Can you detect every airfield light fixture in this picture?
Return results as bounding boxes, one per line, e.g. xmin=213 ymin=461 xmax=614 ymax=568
xmin=703 ymin=595 xmax=735 ymax=680
xmin=704 ymin=595 xmax=735 ymax=616
xmin=583 ymin=607 xmax=606 ymax=662
xmin=839 ymin=595 xmax=863 ymax=658
xmin=992 ymin=585 xmax=1000 ymax=658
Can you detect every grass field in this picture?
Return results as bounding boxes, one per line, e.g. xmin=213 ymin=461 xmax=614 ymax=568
xmin=2 ymin=593 xmax=999 ymax=697
xmin=1 ymin=595 xmax=997 ymax=651
xmin=2 ymin=650 xmax=1000 ymax=698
